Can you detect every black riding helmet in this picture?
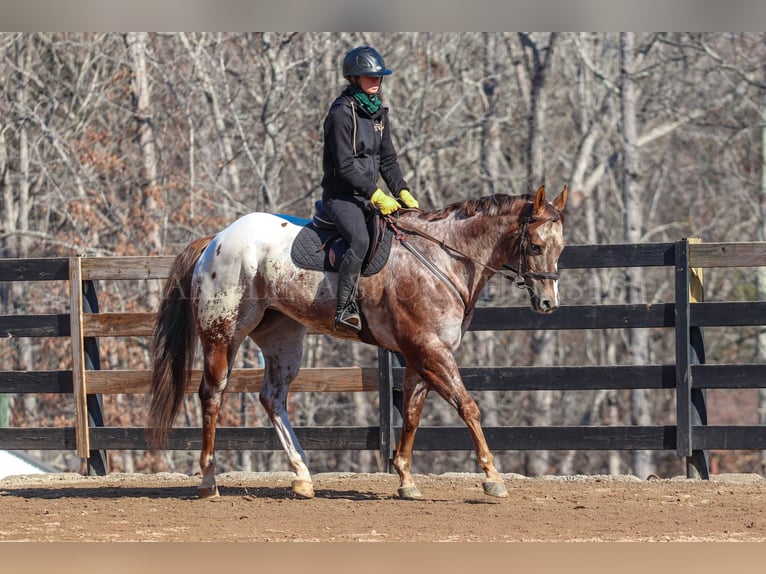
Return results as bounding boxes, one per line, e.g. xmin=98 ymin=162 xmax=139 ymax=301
xmin=342 ymin=46 xmax=393 ymax=78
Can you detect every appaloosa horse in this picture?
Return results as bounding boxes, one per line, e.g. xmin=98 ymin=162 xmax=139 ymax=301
xmin=148 ymin=184 xmax=567 ymax=499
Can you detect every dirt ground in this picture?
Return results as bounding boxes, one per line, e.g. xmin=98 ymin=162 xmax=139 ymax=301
xmin=1 ymin=471 xmax=765 ymax=542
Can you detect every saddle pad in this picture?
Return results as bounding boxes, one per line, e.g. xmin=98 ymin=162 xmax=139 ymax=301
xmin=290 ymin=222 xmax=394 ymax=276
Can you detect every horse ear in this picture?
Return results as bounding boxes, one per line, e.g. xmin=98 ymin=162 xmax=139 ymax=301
xmin=552 ymin=185 xmax=568 ymax=212
xmin=534 ymin=185 xmax=546 ymax=213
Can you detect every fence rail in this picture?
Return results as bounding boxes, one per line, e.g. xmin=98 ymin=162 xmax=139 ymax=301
xmin=1 ymin=239 xmax=765 ymax=478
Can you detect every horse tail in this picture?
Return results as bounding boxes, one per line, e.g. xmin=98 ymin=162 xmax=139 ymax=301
xmin=147 ymin=235 xmax=214 ymax=449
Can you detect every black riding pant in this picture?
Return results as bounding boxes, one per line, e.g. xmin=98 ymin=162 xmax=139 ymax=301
xmin=323 ymin=196 xmax=370 ymax=262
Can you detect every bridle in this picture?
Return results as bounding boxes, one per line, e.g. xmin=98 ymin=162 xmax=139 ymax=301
xmin=385 ymin=204 xmax=561 ymax=293
xmin=500 ymin=205 xmax=561 ymax=289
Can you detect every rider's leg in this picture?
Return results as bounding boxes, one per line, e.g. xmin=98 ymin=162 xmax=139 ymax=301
xmin=324 ymin=198 xmax=370 ymax=332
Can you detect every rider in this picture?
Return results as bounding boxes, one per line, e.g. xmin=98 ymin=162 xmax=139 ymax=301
xmin=321 ymin=45 xmax=419 ymax=332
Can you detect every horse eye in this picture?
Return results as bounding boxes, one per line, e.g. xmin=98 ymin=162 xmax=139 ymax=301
xmin=530 ymin=243 xmax=543 ymax=255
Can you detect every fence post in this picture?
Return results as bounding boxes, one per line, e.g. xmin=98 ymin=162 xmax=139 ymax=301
xmin=686 ymin=237 xmax=709 ymax=478
xmin=675 ymin=237 xmax=710 ymax=478
xmin=82 ymin=279 xmax=107 ymax=476
xmin=68 ymin=256 xmax=90 ymax=459
xmin=377 ymin=348 xmax=394 ymax=472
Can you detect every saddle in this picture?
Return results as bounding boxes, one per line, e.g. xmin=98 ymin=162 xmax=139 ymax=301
xmin=290 ymin=200 xmax=394 ymax=276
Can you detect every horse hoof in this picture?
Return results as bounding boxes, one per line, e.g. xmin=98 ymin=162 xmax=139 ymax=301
xmin=291 ymin=479 xmax=315 ymax=499
xmin=483 ymin=480 xmax=508 ymax=498
xmin=397 ymin=486 xmax=424 ymax=500
xmin=197 ymin=485 xmax=220 ymax=499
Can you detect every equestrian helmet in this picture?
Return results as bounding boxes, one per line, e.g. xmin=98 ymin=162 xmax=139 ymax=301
xmin=342 ymin=46 xmax=392 ymax=78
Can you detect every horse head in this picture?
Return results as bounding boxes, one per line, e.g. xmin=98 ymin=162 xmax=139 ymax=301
xmin=515 ymin=184 xmax=567 ymax=314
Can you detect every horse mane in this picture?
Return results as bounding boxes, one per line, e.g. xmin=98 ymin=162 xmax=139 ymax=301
xmin=411 ymin=193 xmax=564 ymax=224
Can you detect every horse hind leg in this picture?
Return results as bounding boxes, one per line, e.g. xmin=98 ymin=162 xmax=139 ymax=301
xmin=252 ymin=313 xmax=313 ymax=498
xmin=392 ymin=366 xmax=430 ymax=499
xmin=197 ymin=342 xmax=232 ymax=498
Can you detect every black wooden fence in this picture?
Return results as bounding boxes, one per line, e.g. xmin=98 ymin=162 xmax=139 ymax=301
xmin=1 ymin=239 xmax=766 ymax=478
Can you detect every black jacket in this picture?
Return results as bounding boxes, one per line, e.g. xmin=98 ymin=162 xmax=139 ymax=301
xmin=321 ymin=88 xmax=408 ymax=201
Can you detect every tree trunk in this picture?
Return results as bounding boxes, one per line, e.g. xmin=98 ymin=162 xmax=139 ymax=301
xmin=178 ymin=33 xmax=242 ymax=205
xmin=125 ymin=31 xmax=164 ymax=375
xmin=481 ymin=32 xmax=501 ymax=196
xmin=0 ymin=123 xmax=7 ymax=425
xmin=620 ymin=32 xmax=653 ymax=479
xmin=125 ymin=32 xmax=162 ymax=254
xmin=757 ymin=89 xmax=766 ymax=474
xmin=4 ymin=35 xmax=37 ymax=425
xmin=516 ymin=32 xmax=558 ymax=476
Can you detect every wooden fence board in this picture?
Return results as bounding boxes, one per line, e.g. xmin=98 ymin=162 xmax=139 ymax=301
xmin=558 ymin=243 xmax=675 ymax=269
xmin=4 ymin=424 xmax=764 ymax=453
xmin=8 ymin=304 xmax=753 ymax=340
xmin=84 ymin=367 xmax=379 ymax=394
xmin=0 ymin=426 xmax=382 ymax=451
xmin=433 ymin=365 xmax=677 ymax=391
xmin=470 ymin=303 xmax=675 ymax=331
xmin=0 ymin=371 xmax=74 ymax=393
xmin=0 ymin=258 xmax=69 ymax=281
xmin=0 ymin=314 xmax=70 ymax=337
xmin=0 ymin=427 xmax=79 ymax=450
xmin=691 ymin=364 xmax=766 ymax=389
xmin=691 ymin=302 xmax=766 ymax=327
xmin=5 ymin=364 xmax=764 ymax=396
xmin=87 ymin=427 xmax=382 ymax=451
xmin=693 ymin=425 xmax=766 ymax=450
xmin=689 ymin=242 xmax=766 ymax=268
xmin=409 ymin=425 xmax=679 ymax=451
xmin=81 ymin=257 xmax=176 ymax=280
xmin=81 ymin=313 xmax=325 ymax=337
xmin=82 ymin=313 xmax=155 ymax=337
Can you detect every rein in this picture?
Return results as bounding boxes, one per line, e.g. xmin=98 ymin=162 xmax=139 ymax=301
xmin=385 ymin=206 xmax=559 ymax=292
xmin=395 ymin=230 xmax=467 ymax=310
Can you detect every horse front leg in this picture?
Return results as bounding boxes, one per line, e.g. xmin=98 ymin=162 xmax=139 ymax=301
xmin=392 ymin=366 xmax=429 ymax=499
xmin=459 ymin=398 xmax=508 ymax=498
xmin=416 ymin=350 xmax=508 ymax=498
xmin=197 ymin=347 xmax=230 ymax=498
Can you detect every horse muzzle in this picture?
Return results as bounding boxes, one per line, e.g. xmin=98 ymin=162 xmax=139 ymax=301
xmin=526 ymin=271 xmax=560 ymax=314
xmin=531 ymin=294 xmax=559 ymax=314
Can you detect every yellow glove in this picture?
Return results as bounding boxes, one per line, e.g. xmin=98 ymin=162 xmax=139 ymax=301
xmin=371 ymin=188 xmax=401 ymax=215
xmin=398 ymin=189 xmax=419 ymax=209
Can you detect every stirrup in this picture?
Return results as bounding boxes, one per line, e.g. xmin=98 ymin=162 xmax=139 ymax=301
xmin=334 ymin=306 xmax=361 ymax=332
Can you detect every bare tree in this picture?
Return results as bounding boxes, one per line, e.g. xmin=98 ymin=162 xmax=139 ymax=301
xmin=125 ymin=32 xmax=162 ymax=253
xmin=509 ymin=32 xmax=559 ymax=476
xmin=619 ymin=32 xmax=653 ymax=479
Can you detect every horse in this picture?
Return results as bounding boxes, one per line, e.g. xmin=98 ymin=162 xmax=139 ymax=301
xmin=147 ymin=184 xmax=568 ymax=500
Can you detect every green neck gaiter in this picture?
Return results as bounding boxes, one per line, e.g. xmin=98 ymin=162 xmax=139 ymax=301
xmin=349 ymin=84 xmax=382 ymax=114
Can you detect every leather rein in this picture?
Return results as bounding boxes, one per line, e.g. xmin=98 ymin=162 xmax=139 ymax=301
xmin=384 ymin=205 xmax=561 ymax=300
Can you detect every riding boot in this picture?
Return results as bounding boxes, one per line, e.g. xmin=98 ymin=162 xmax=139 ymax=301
xmin=334 ymin=250 xmax=364 ymax=332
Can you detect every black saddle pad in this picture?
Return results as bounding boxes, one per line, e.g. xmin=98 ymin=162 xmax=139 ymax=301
xmin=290 ymin=222 xmax=393 ymax=276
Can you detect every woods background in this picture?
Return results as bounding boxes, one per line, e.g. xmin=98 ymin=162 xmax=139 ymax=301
xmin=1 ymin=32 xmax=765 ymax=480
